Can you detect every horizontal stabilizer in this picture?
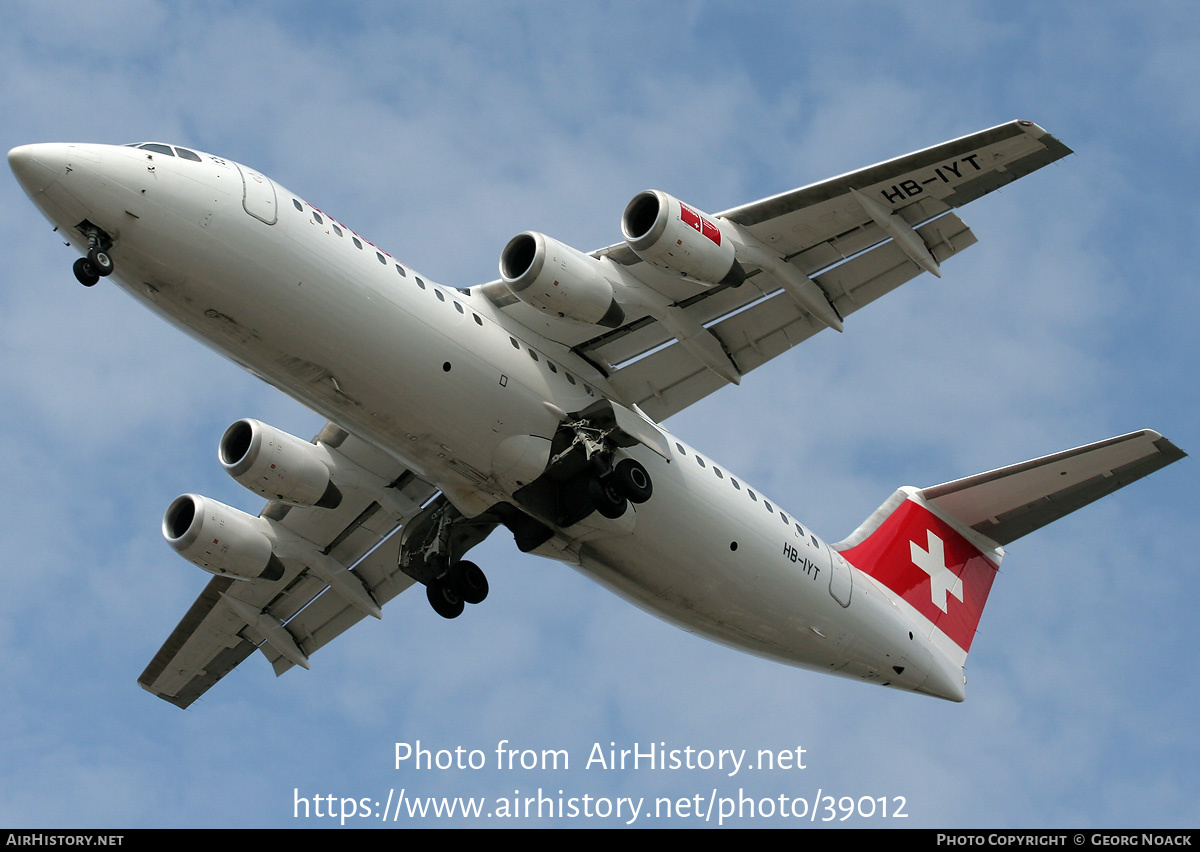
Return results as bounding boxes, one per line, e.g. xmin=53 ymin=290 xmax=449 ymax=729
xmin=920 ymin=430 xmax=1186 ymax=546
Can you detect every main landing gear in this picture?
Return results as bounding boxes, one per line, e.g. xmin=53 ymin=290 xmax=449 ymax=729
xmin=536 ymin=405 xmax=655 ymax=525
xmin=71 ymin=223 xmax=115 ymax=287
xmin=587 ymin=457 xmax=652 ymax=520
xmin=425 ymin=560 xmax=489 ymax=619
xmin=399 ymin=496 xmax=499 ymax=620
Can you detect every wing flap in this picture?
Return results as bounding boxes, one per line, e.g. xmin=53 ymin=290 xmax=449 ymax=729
xmin=257 ymin=531 xmax=418 ymax=676
xmin=611 ymin=212 xmax=976 ymax=420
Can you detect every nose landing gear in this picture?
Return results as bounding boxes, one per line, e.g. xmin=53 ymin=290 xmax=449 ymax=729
xmin=71 ymin=221 xmax=115 ymax=287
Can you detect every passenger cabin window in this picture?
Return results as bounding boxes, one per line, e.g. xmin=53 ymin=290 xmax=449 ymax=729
xmin=293 ymin=199 xmax=303 ymax=211
xmin=313 ymin=212 xmax=324 ymax=224
xmin=333 ymin=224 xmax=343 ymax=237
xmin=352 ymin=237 xmax=363 ymax=249
xmin=395 ymin=264 xmax=405 ymax=276
xmin=377 ymin=252 xmax=386 ymax=264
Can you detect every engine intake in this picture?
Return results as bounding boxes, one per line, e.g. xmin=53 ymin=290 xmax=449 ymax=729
xmin=219 ymin=419 xmax=342 ymax=509
xmin=622 ymin=190 xmax=745 ymax=287
xmin=163 ymin=494 xmax=285 ymax=581
xmin=500 ymin=231 xmax=625 ymax=327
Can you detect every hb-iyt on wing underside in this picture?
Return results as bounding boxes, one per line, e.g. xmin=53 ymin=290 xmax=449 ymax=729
xmin=480 ymin=119 xmax=1071 ymax=423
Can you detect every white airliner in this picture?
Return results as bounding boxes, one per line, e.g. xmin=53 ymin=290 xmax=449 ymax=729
xmin=8 ymin=122 xmax=1184 ymax=707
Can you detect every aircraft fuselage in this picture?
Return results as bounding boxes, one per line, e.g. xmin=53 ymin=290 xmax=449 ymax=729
xmin=9 ymin=142 xmax=968 ymax=700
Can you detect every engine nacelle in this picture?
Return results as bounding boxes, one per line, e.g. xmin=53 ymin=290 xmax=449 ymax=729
xmin=621 ymin=190 xmax=745 ymax=287
xmin=219 ymin=419 xmax=342 ymax=509
xmin=499 ymin=231 xmax=625 ymax=328
xmin=163 ymin=494 xmax=285 ymax=581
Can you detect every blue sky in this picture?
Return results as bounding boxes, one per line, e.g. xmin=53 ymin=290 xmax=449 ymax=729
xmin=1 ymin=0 xmax=1196 ymax=828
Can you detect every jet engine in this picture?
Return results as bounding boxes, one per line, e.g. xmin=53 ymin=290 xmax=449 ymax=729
xmin=499 ymin=231 xmax=625 ymax=327
xmin=162 ymin=494 xmax=285 ymax=581
xmin=621 ymin=190 xmax=745 ymax=287
xmin=219 ymin=418 xmax=342 ymax=509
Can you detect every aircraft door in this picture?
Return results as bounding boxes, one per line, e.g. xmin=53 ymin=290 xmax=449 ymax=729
xmin=235 ymin=162 xmax=278 ymax=225
xmin=823 ymin=541 xmax=852 ymax=607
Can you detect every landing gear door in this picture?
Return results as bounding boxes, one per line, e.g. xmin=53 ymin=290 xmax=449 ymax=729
xmin=235 ymin=162 xmax=278 ymax=225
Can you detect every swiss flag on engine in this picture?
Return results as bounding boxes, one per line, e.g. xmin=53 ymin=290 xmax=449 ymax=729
xmin=679 ymin=203 xmax=722 ymax=246
xmin=839 ymin=499 xmax=998 ymax=652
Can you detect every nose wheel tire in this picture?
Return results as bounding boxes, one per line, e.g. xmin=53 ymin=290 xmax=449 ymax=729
xmin=73 ymin=257 xmax=99 ymax=287
xmin=87 ymin=247 xmax=114 ymax=277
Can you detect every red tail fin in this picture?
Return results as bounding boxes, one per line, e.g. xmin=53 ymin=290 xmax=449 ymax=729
xmin=837 ymin=490 xmax=1001 ymax=656
xmin=837 ymin=431 xmax=1184 ymax=668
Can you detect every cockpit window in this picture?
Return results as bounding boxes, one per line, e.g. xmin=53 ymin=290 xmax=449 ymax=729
xmin=174 ymin=147 xmax=202 ymax=162
xmin=138 ymin=143 xmax=175 ymax=156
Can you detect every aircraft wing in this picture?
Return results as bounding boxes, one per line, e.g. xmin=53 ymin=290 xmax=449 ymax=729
xmin=482 ymin=120 xmax=1071 ymax=422
xmin=138 ymin=424 xmax=439 ymax=708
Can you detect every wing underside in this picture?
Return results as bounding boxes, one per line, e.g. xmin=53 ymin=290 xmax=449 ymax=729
xmin=138 ymin=425 xmax=438 ymax=708
xmin=481 ymin=120 xmax=1071 ymax=422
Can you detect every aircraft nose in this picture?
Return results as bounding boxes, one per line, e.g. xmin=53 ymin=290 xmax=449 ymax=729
xmin=8 ymin=144 xmax=66 ymax=196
